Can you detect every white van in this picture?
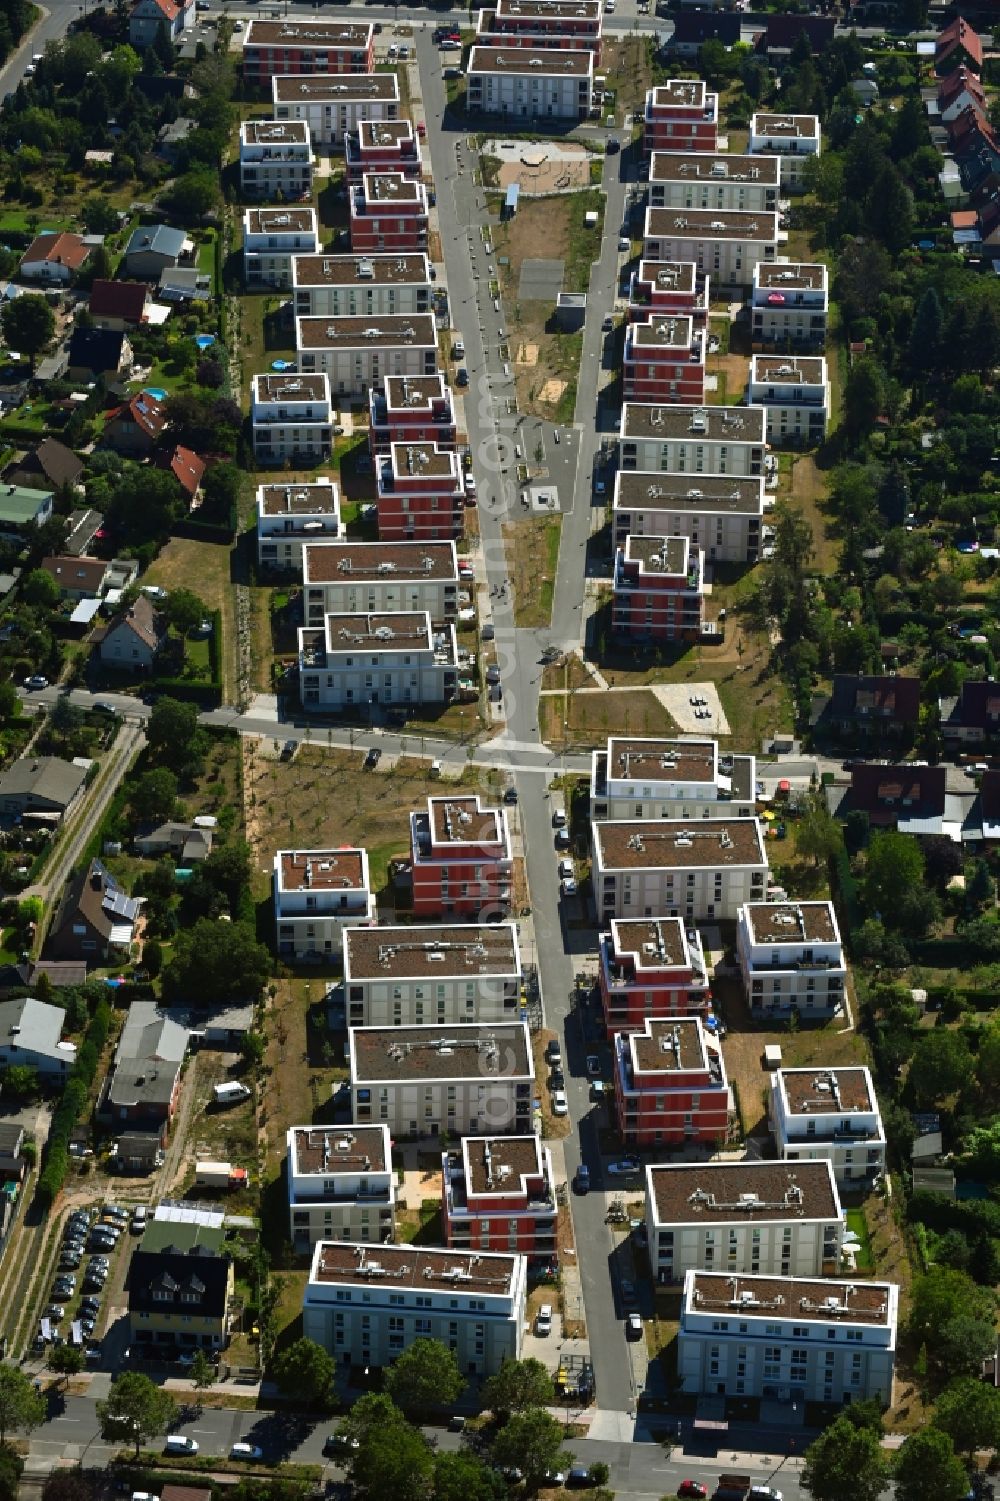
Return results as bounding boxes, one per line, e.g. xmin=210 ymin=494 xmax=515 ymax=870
xmin=164 ymin=1436 xmax=199 ymax=1455
xmin=213 ymin=1082 xmax=251 ymax=1107
xmin=429 ymin=760 xmax=443 ymax=778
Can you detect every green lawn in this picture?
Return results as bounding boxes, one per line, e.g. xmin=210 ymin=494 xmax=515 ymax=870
xmin=845 ymin=1208 xmax=874 ymax=1271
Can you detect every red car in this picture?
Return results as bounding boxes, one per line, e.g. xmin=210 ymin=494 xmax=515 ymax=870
xmin=417 ymin=122 xmax=426 ymax=138
xmin=678 ymin=1485 xmax=707 ymax=1500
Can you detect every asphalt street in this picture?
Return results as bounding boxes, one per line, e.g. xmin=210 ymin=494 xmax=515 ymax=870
xmin=29 ymin=1394 xmax=813 ymax=1499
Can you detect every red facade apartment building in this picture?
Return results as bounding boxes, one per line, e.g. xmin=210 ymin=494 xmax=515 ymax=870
xmin=376 ymin=441 xmax=466 ymax=541
xmin=643 ymin=79 xmax=718 ymax=156
xmin=612 ymin=534 xmax=706 ymax=642
xmin=241 ymin=18 xmax=374 ymax=82
xmin=442 ymin=1135 xmax=557 ymax=1266
xmin=599 ymin=917 xmax=712 ymax=1034
xmin=346 ymin=120 xmax=423 ymax=182
xmin=350 ymin=172 xmax=429 ymax=253
xmin=475 ymin=0 xmax=603 ymax=60
xmin=622 ymin=315 xmax=706 ymax=404
xmin=368 ymin=375 xmax=457 ymax=455
xmin=614 ymin=1016 xmax=730 ymax=1147
xmin=409 ymin=794 xmax=513 ymax=919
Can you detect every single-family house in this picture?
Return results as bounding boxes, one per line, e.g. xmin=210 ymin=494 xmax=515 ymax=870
xmin=846 ymin=763 xmax=948 ymax=833
xmin=101 ymin=999 xmax=188 ymax=1133
xmin=47 ymin=858 xmax=142 ymax=964
xmin=66 ymin=327 xmax=133 ymax=383
xmin=0 ymin=756 xmax=88 ymax=821
xmin=668 ymin=11 xmax=740 ymax=56
xmin=103 ymin=392 xmax=167 ymax=456
xmin=936 ymin=16 xmax=982 ymax=75
xmin=3 ymin=439 xmax=83 ymax=494
xmin=0 ymin=486 xmax=53 ymax=540
xmin=821 ymin=673 xmax=922 ymax=741
xmin=19 ymin=232 xmax=93 ymax=286
xmin=158 ymin=266 xmax=212 ymax=302
xmin=762 ymin=13 xmax=835 ymax=55
xmin=64 ymin=509 xmax=104 ymax=557
xmin=88 ymin=279 xmax=149 ymax=330
xmin=40 ymin=555 xmax=110 ymax=601
xmin=100 ymin=593 xmax=167 ymax=671
xmin=124 ymin=224 xmax=191 ymax=279
xmin=112 ymin=1131 xmax=163 ymax=1174
xmin=135 ymin=822 xmax=214 ymax=862
xmin=164 ymin=445 xmax=205 ymax=502
xmin=939 ymin=680 xmax=1000 ymax=744
xmin=129 ymin=0 xmax=196 ymax=50
xmin=0 ymin=996 xmax=77 ymax=1078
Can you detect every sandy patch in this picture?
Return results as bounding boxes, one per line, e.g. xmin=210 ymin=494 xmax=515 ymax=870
xmin=653 ymin=682 xmax=731 ymax=736
xmin=517 ymin=341 xmax=539 ymax=366
xmin=538 ymin=377 xmax=567 ymax=403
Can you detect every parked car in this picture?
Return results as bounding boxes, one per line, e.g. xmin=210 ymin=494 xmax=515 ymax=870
xmin=678 ymin=1483 xmax=708 ymax=1498
xmin=607 ymin=1158 xmax=641 ymax=1176
xmin=561 ymin=878 xmax=578 ymax=896
xmin=555 ymin=828 xmax=570 ymax=849
xmin=24 ymin=675 xmax=48 ymax=690
xmin=574 ymin=1165 xmax=590 ymax=1194
xmin=546 ymin=1039 xmax=562 ymax=1065
xmin=364 ymin=747 xmax=381 ymax=769
xmin=231 ymin=1444 xmax=264 ymax=1461
xmin=535 ymin=1303 xmax=553 ymax=1335
xmin=324 ymin=1432 xmax=360 ymax=1455
xmin=552 ymin=1091 xmax=568 ymax=1116
xmin=549 ymin=1068 xmax=565 ymax=1090
xmin=164 ymin=1437 xmax=199 ymax=1456
xmin=625 ymin=1313 xmax=643 ymax=1339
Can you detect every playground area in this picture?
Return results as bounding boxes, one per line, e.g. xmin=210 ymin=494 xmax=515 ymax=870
xmin=483 ymin=137 xmax=594 ymax=193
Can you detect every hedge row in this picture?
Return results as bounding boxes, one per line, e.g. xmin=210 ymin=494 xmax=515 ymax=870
xmin=36 ymin=1001 xmax=112 ymax=1212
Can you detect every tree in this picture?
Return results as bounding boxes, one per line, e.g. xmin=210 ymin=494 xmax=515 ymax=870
xmin=864 ymin=830 xmax=924 ymax=921
xmin=934 ymin=1378 xmax=1000 ymax=1459
xmin=909 ymin=287 xmax=943 ymax=376
xmin=0 ymin=1449 xmax=21 ymax=1501
xmin=130 ymin=767 xmax=178 ymax=825
xmin=968 ymin=858 xmax=995 ymax=913
xmin=189 ymin=1350 xmax=215 ymax=1390
xmin=1 ymin=1065 xmax=39 ymax=1101
xmin=142 ymin=939 xmax=163 ymax=979
xmin=433 ymin=1451 xmax=506 ymax=1501
xmin=0 ymin=1368 xmax=46 ymax=1444
xmin=47 ymin=1346 xmax=84 ymax=1381
xmin=151 ymin=19 xmax=175 ymax=70
xmin=908 ymin=1270 xmax=997 ymax=1381
xmin=907 ymin=1029 xmax=972 ymax=1109
xmin=165 ymin=589 xmax=207 ymax=638
xmin=1 ymin=295 xmax=55 ymax=372
xmin=384 ymin=1338 xmax=464 ymax=1415
xmin=938 ymin=1315 xmax=999 ymax=1380
xmin=97 ymin=1372 xmax=177 ymax=1457
xmin=201 ymin=461 xmax=241 ymax=526
xmin=81 ymin=197 xmax=119 ymax=236
xmin=482 ymin=1358 xmax=555 ymax=1420
xmin=147 ymin=697 xmax=201 ymax=774
xmin=21 ymin=569 xmax=61 ymax=610
xmin=162 ymin=919 xmax=270 ymax=1006
xmin=239 ymin=1031 xmax=266 ymax=1069
xmin=164 ymin=170 xmax=219 ymax=220
xmin=794 ymin=799 xmax=842 ymax=868
xmin=802 ymin=1414 xmax=889 ymax=1501
xmin=271 ymin=1338 xmax=335 ymax=1408
xmin=341 ymin=1396 xmax=434 ymax=1501
xmin=42 ymin=1472 xmax=93 ymax=1501
xmin=844 ymin=358 xmax=887 ymax=447
xmin=772 ymin=501 xmax=814 ymax=574
xmin=490 ymin=1410 xmax=572 ymax=1493
xmin=893 ymin=1428 xmax=968 ymax=1501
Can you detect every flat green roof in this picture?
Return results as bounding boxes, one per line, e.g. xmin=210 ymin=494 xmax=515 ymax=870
xmin=139 ymin=1220 xmax=225 ymax=1254
xmin=0 ymin=486 xmax=52 ymax=524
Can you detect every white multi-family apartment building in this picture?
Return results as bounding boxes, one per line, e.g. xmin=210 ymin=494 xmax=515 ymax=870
xmin=643 ymin=206 xmax=781 ymax=291
xmin=747 ymin=354 xmax=830 ymax=446
xmin=295 ymin=312 xmax=437 ymax=397
xmin=273 ymin=848 xmax=376 ymax=961
xmin=272 ymin=73 xmax=400 ymax=150
xmin=291 ymin=252 xmax=433 ymax=319
xmin=737 ymin=901 xmax=846 ymax=1019
xmin=302 ymin=539 xmax=459 ymax=624
xmin=613 ymin=470 xmax=766 ymax=565
xmin=286 ymin=1124 xmax=394 ymax=1252
xmin=770 ymin=1066 xmax=887 ymax=1188
xmin=251 ymin=372 xmax=333 ymax=466
xmin=751 ymin=262 xmax=829 ymax=351
xmin=256 ymin=478 xmax=340 ymax=571
xmin=467 ymin=46 xmax=594 ymax=119
xmin=348 ymin=1021 xmax=534 ymax=1137
xmin=748 ymin=112 xmax=821 ymax=190
xmin=649 ymin=150 xmax=780 ymax=214
xmin=619 ymin=403 xmax=767 ymax=478
xmin=678 ymin=1270 xmax=898 ymax=1404
xmin=298 ymin=610 xmax=458 ymax=711
xmin=242 ymin=207 xmax=320 ymax=288
xmin=589 ymin=737 xmax=757 ymax=822
xmin=592 ymin=816 xmax=768 ymax=922
xmin=342 ymin=922 xmax=522 ymax=1029
xmin=303 ymin=1241 xmax=526 ymax=1377
xmin=239 ymin=120 xmax=313 ymax=200
xmin=646 ymin=1160 xmax=843 ymax=1285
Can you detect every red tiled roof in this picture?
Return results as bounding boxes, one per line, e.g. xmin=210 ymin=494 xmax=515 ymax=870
xmin=21 ymin=232 xmax=92 ymax=272
xmin=939 ymin=66 xmax=985 ymax=108
xmin=108 ymin=392 xmax=166 ymax=441
xmin=951 ymin=209 xmax=979 ymax=228
xmin=169 ymin=445 xmax=205 ymax=497
xmin=936 ymin=16 xmax=982 ymax=66
xmin=89 ymin=279 xmax=148 ymax=324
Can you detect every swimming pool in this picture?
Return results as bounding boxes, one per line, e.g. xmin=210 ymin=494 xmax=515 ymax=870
xmin=143 ymin=387 xmax=167 ymax=400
